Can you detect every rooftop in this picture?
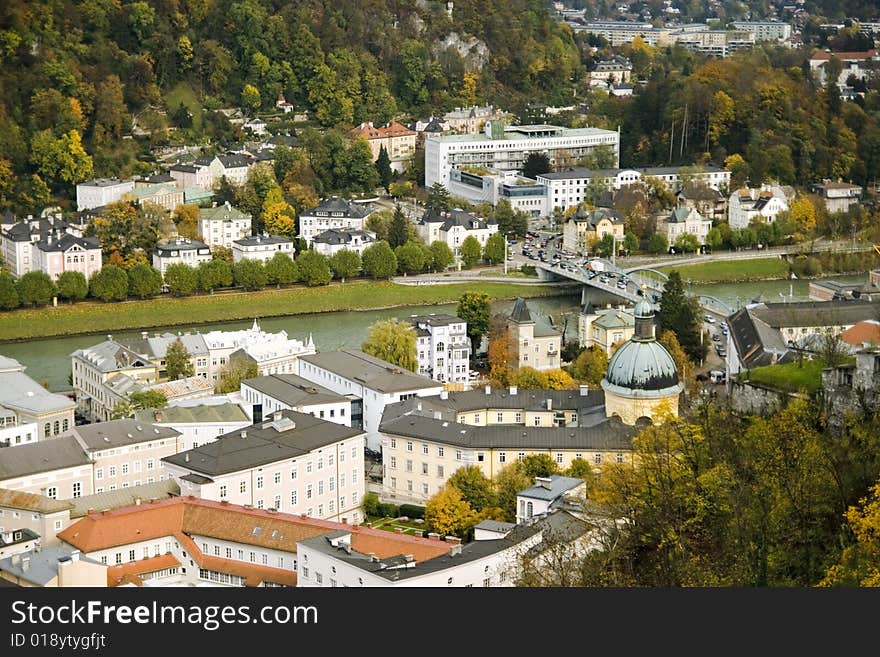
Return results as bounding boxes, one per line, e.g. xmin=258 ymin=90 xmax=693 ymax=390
xmin=0 ymin=546 xmax=103 ymax=586
xmin=0 ymin=488 xmax=74 ymax=515
xmin=68 ymin=480 xmax=181 ymax=519
xmin=136 ymin=402 xmax=250 ymax=425
xmin=66 ymin=419 xmax=180 ymax=452
xmin=0 ymin=371 xmax=75 ymax=414
xmin=299 ymin=349 xmax=441 ymax=394
xmin=0 ymin=436 xmax=91 ymax=481
xmin=241 ymin=373 xmax=348 ymax=408
xmin=518 ymin=475 xmax=585 ymax=501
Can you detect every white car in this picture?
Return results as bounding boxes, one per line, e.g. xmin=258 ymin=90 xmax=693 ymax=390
xmin=705 ymin=315 xmax=715 ymax=324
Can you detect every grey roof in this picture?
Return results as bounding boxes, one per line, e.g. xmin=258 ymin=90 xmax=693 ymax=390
xmin=136 ymin=403 xmax=250 ymax=425
xmin=146 ymin=172 xmax=175 ymax=184
xmin=379 ymin=412 xmax=634 ymax=450
xmin=155 ymin=239 xmax=210 ymax=254
xmin=407 ymin=313 xmax=464 ymax=328
xmin=170 ymin=164 xmax=199 ymax=174
xmin=301 ymin=197 xmax=372 ymax=219
xmin=418 ymin=210 xmax=447 ymax=224
xmin=474 ymin=519 xmax=516 ymax=533
xmin=0 ymin=528 xmax=40 ymax=547
xmin=509 ymin=298 xmax=533 ymax=323
xmin=312 ymin=229 xmax=375 ymax=245
xmin=0 ymin=546 xmax=103 ymax=586
xmin=0 ymin=436 xmax=90 ymax=481
xmin=117 ymin=333 xmax=209 ymax=360
xmin=35 ymin=233 xmax=100 ymax=253
xmin=602 ymin=338 xmax=681 ymax=396
xmin=0 ymin=371 xmax=75 ymax=414
xmin=518 ymin=475 xmax=584 ymax=501
xmin=571 ymin=207 xmax=625 ymax=226
xmin=199 ymin=204 xmax=252 ymax=223
xmin=3 ymin=217 xmax=72 ymax=243
xmin=79 ymin=178 xmax=130 ymax=187
xmin=71 ymin=340 xmax=155 ymax=373
xmin=299 ymin=349 xmax=440 ymax=394
xmin=233 ymin=234 xmax=292 ymax=247
xmin=242 ymin=374 xmax=348 ymax=408
xmin=0 ymin=488 xmax=75 ymax=514
xmin=668 ymin=207 xmax=706 ymax=223
xmin=440 ymin=210 xmax=490 ymax=232
xmin=181 ymin=473 xmax=214 ymax=484
xmin=161 ymin=410 xmax=363 ymax=476
xmin=67 ymin=419 xmax=180 ymax=451
xmin=749 ymin=300 xmax=880 ymax=329
xmin=68 ymin=480 xmax=180 ymax=518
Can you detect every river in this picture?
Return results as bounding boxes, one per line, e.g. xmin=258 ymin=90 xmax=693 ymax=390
xmin=2 ymin=273 xmax=867 ymax=392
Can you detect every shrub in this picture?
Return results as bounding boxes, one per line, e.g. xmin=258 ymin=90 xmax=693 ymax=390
xmin=399 ymin=503 xmax=425 ymax=520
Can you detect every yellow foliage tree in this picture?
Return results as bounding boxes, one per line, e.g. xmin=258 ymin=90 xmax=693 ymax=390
xmin=545 ymin=369 xmax=578 ymax=390
xmin=261 ymin=187 xmax=296 ymax=238
xmin=425 ymin=486 xmax=480 ymax=539
xmin=461 ymin=71 xmax=479 ymax=106
xmin=173 ymin=203 xmax=200 ymax=240
xmin=788 ymin=196 xmax=817 ymax=234
xmin=821 ymin=482 xmax=880 ymax=587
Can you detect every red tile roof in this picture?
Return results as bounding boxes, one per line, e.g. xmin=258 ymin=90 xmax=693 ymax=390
xmin=107 ymin=554 xmax=180 ymax=587
xmin=811 ymin=49 xmax=878 ymax=61
xmin=353 ymin=120 xmax=416 ymax=140
xmin=841 ymin=320 xmax=880 ymax=347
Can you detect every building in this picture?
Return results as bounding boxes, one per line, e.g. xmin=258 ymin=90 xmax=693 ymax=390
xmin=676 ymin=183 xmax=728 ymax=221
xmin=600 ymin=299 xmax=683 ymax=425
xmin=169 ymin=153 xmax=255 ymax=191
xmin=442 ymin=105 xmax=508 ymax=135
xmin=144 ymin=375 xmax=216 ymax=406
xmin=659 ymin=207 xmax=712 ymax=246
xmin=578 ymin=303 xmax=635 ymax=355
xmin=0 ymin=545 xmax=106 ymax=587
xmin=297 ymin=349 xmax=444 ymax=450
xmin=822 ymin=346 xmax=880 ymax=422
xmin=562 ymin=206 xmax=625 ymax=254
xmin=0 ymin=215 xmax=99 ymax=279
xmin=425 ymin=123 xmax=620 ymax=190
xmin=808 ymin=278 xmax=880 ymax=302
xmin=0 ymin=436 xmax=94 ymax=499
xmin=447 ymin=168 xmax=549 ymax=218
xmin=0 ymin=422 xmax=38 ymax=447
xmin=76 ymin=178 xmax=135 ymax=211
xmin=407 ymin=116 xmax=451 ymax=145
xmin=0 ymin=489 xmax=74 ymax=547
xmin=298 ymin=197 xmax=374 ymax=246
xmin=809 ymin=49 xmax=880 ymax=90
xmin=727 ymin=184 xmax=792 ymax=229
xmin=311 ymin=229 xmax=376 ymax=258
xmin=809 ymin=181 xmax=863 ymax=214
xmin=31 ymin=231 xmax=102 ymax=281
xmin=506 ymin=298 xmax=562 ymax=372
xmin=162 ymin=410 xmax=365 ymax=523
xmin=240 ymin=374 xmax=352 ymax=426
xmin=730 ymin=20 xmax=792 ymax=43
xmin=198 ymin=203 xmax=252 ymax=251
xmin=516 ymin=475 xmax=585 ymax=524
xmin=0 ymin=527 xmax=40 ymax=560
xmin=232 ymin=234 xmax=294 ymax=264
xmin=135 ymin=403 xmax=251 ymax=452
xmin=152 ymin=238 xmax=212 ymax=276
xmin=122 ymin=183 xmax=185 ymax=214
xmin=840 ymin=320 xmax=880 ymax=350
xmin=0 ymin=356 xmax=75 ymax=440
xmin=415 ymin=209 xmax=499 ymax=257
xmin=351 ymin=121 xmax=417 ymax=173
xmin=407 ymin=314 xmax=470 ymax=385
xmin=589 ymin=55 xmax=632 ymax=85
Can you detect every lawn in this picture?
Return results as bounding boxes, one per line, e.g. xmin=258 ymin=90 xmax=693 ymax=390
xmin=164 ymin=82 xmax=203 ymax=130
xmin=743 ymin=359 xmax=826 ymax=395
xmin=365 ymin=517 xmax=426 ymax=536
xmin=0 ymin=280 xmax=567 ymax=342
xmin=659 ymin=257 xmax=790 ymax=283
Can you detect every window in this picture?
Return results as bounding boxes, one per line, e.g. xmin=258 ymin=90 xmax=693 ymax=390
xmin=249 ymin=552 xmax=256 ymax=563
xmin=556 ymin=453 xmax=564 ymax=464
xmin=317 ymin=457 xmax=323 ymax=470
xmin=518 ymin=452 xmax=525 ymax=461
xmin=129 ymin=549 xmax=136 ymax=561
xmin=291 ymin=468 xmax=297 ymax=480
xmin=109 ymin=466 xmax=116 ymax=477
xmin=274 ymin=472 xmax=281 ymax=485
xmin=499 ymin=452 xmax=506 ymax=463
xmin=121 ymin=463 xmax=129 ymax=475
xmin=318 ymin=504 xmax=324 ymax=516
xmin=101 ymin=556 xmax=107 ymax=565
xmin=302 ymin=567 xmax=309 ymax=579
xmin=214 ymin=545 xmax=220 ymax=556
xmin=351 ymin=446 xmax=357 ymax=459
xmin=306 ymin=461 xmax=312 ymax=473
xmin=316 ymin=573 xmax=323 ymax=585
xmin=421 ymin=462 xmax=428 ymax=475
xmin=406 ymin=460 xmax=413 ymax=472
xmin=146 ymin=458 xmax=155 ymax=470
xmin=46 ymin=487 xmax=57 ymax=499
xmin=407 ymin=480 xmax=413 ymax=492
xmin=115 ymin=553 xmax=122 ymax=565
xmin=616 ymin=453 xmax=624 ymax=464
xmin=477 ymin=453 xmax=485 ymax=462
xmin=291 ymin=490 xmax=298 ymax=506
xmin=318 ymin=480 xmax=324 ymax=495
xmin=328 ymin=455 xmax=334 ymax=466
xmin=594 ymin=453 xmax=602 ymax=464
xmin=219 ymin=485 xmax=227 ymax=498
xmin=496 ymin=412 xmax=504 ymax=423
xmin=390 ymin=477 xmax=397 ymax=489
xmin=438 ymin=447 xmax=444 ymax=457
xmin=389 ymin=456 xmax=397 ymax=469
xmin=226 ymin=547 xmax=232 ymax=559
xmin=406 ymin=441 xmax=413 ymax=452
xmin=533 ymin=416 xmax=541 ymax=427
xmin=274 ymin=495 xmax=281 ymax=510
xmin=339 ymin=496 xmax=345 ymax=508
xmin=422 ymin=483 xmax=429 ymax=495
xmin=389 ymin=438 xmax=396 ymax=449
xmin=240 ymin=481 xmax=247 ymax=494
xmin=437 ymin=465 xmax=444 ymax=478
xmin=329 ymin=476 xmax=335 ymax=492
xmin=307 ymin=484 xmax=313 ymax=500
xmin=455 ymin=450 xmax=462 ymax=461
xmin=96 ymin=468 xmax=103 ymax=481
xmin=133 ymin=461 xmax=141 ymax=473
xmin=72 ymin=482 xmax=82 ymax=498
xmin=44 ymin=423 xmax=50 ymax=438
xmin=256 ymin=476 xmax=264 ymax=490
xmin=422 ymin=443 xmax=428 ymax=455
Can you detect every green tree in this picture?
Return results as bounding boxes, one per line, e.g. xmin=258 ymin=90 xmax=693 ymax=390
xmin=483 ymin=232 xmax=506 ymax=265
xmin=425 ymin=486 xmax=480 ymax=539
xmin=657 ymin=270 xmax=705 ymax=363
xmin=425 ymin=182 xmax=451 ymax=214
xmin=387 ymin=205 xmax=410 ymax=249
xmin=569 ymin=345 xmax=608 ymax=387
xmin=347 ymin=137 xmax=380 ymax=193
xmin=215 ymin=360 xmax=259 ymax=394
xmin=375 ymin=145 xmax=392 ymax=193
xmin=329 ymin=249 xmax=361 ymax=282
xmin=361 ymin=319 xmax=418 ymax=372
xmin=623 ymin=232 xmax=639 ymax=255
xmin=89 ymin=265 xmax=128 ymax=301
xmin=459 ymin=235 xmax=482 ymax=268
xmin=241 ymin=83 xmax=261 ymax=113
xmin=126 ymin=263 xmax=162 ymax=299
xmin=296 ymin=250 xmax=331 ymax=286
xmin=447 ymin=466 xmax=497 ymax=512
xmin=706 ymin=227 xmax=723 ymax=249
xmin=494 ymin=463 xmax=532 ymax=522
xmin=233 ymin=258 xmax=268 ymax=291
xmin=163 ymin=263 xmax=199 ymax=297
xmin=522 ymin=152 xmax=551 ymax=179
xmin=673 ymin=233 xmax=701 ymax=254
xmin=521 ymin=454 xmax=559 ymax=479
xmin=0 ymin=272 xmax=20 ymax=310
xmin=457 ymin=291 xmax=491 ymax=356
xmin=16 ymin=271 xmax=55 ymax=307
xmin=198 ymin=259 xmax=233 ymax=293
xmin=165 ymin=338 xmax=194 ymax=381
xmin=361 ymin=241 xmax=397 ymax=279
xmin=565 ymin=457 xmax=594 ymax=480
xmin=112 ymin=390 xmax=168 ymax=419
xmin=395 ymin=240 xmax=426 ymax=275
xmin=647 ymin=233 xmax=668 ymax=255
xmin=265 ymin=252 xmax=298 ymax=286
xmin=55 ymin=271 xmax=88 ymax=302
xmin=429 ymin=240 xmax=454 ymax=272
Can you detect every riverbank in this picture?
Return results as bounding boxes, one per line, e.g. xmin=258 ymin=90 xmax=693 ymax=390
xmin=0 ymin=280 xmax=572 ymax=342
xmin=658 ymin=257 xmax=791 ymax=283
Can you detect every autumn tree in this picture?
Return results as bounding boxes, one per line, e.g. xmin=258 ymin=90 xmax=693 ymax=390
xmin=509 ymin=366 xmax=549 ymax=389
xmin=788 ymin=197 xmax=817 ymax=235
xmin=215 ymin=360 xmax=259 ymax=394
xmin=361 ymin=319 xmax=418 ymax=372
xmin=483 ymin=232 xmax=506 ymax=265
xmin=494 ymin=463 xmax=532 ymax=522
xmin=821 ymin=482 xmax=880 ymax=587
xmin=425 ymin=485 xmax=480 ymax=539
xmin=447 ymin=466 xmax=497 ymax=513
xmin=569 ymin=345 xmax=608 ymax=387
xmin=16 ymin=271 xmax=56 ymax=307
xmin=173 ymin=204 xmax=200 ymax=240
xmin=545 ymin=369 xmax=578 ymax=390
xmin=657 ymin=270 xmax=705 ymax=363
xmin=165 ymin=338 xmax=194 ymax=381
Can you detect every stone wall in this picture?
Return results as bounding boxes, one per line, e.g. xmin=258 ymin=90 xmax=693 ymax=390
xmin=728 ymin=378 xmax=804 ymax=416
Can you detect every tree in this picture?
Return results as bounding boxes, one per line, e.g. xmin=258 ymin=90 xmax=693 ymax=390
xmin=658 ymin=330 xmax=692 ymax=392
xmin=387 ymin=205 xmax=410 ymax=249
xmin=395 ymin=240 xmax=426 ymax=275
xmin=447 ymin=466 xmax=497 ymax=512
xmin=173 ymin=204 xmax=200 ymax=240
xmin=329 ymin=249 xmax=361 ymax=282
xmin=165 ymin=338 xmax=194 ymax=381
xmin=522 ymin=152 xmax=551 ymax=179
xmin=510 ymin=366 xmax=549 ymax=389
xmin=483 ymin=232 xmax=506 ymax=265
xmin=376 ymin=145 xmax=393 ymax=194
xmin=126 ymin=263 xmax=162 ymax=299
xmin=674 ymin=233 xmax=701 ymax=254
xmin=657 ymin=270 xmax=705 ymax=363
xmin=241 ymin=83 xmax=261 ymax=113
xmin=112 ymin=389 xmax=168 ymax=419
xmin=361 ymin=241 xmax=397 ymax=279
xmin=647 ymin=233 xmax=668 ymax=255
xmin=521 ymin=454 xmax=559 ymax=479
xmin=347 ymin=138 xmax=381 ymax=193
xmin=365 ymin=210 xmax=392 ymax=242
xmin=789 ymin=197 xmax=817 ymax=234
xmin=459 ymin=235 xmax=482 ymax=268
xmin=565 ymin=457 xmax=594 ymax=480
xmin=89 ymin=265 xmax=129 ymax=302
xmin=163 ymin=263 xmax=199 ymax=297
xmin=545 ymin=368 xmax=578 ymax=390
xmin=706 ymin=227 xmax=723 ymax=249
xmin=29 ymin=129 xmax=93 ymax=190
xmin=215 ymin=360 xmax=259 ymax=394
xmin=425 ymin=182 xmax=452 ymax=214
xmin=457 ymin=292 xmax=491 ymax=356
xmin=494 ymin=463 xmax=532 ymax=522
xmin=16 ymin=271 xmax=55 ymax=307
xmin=821 ymin=482 xmax=880 ymax=587
xmin=429 ymin=241 xmax=454 ymax=272
xmin=265 ymin=252 xmax=298 ymax=286
xmin=198 ymin=259 xmax=233 ymax=293
xmin=233 ymin=259 xmax=267 ymax=291
xmin=425 ymin=486 xmax=480 ymax=539
xmin=570 ymin=345 xmax=609 ymax=387
xmin=56 ymin=271 xmax=88 ymax=302
xmin=361 ymin=319 xmax=418 ymax=372
xmin=0 ymin=272 xmax=20 ymax=310
xmin=296 ymin=251 xmax=332 ymax=286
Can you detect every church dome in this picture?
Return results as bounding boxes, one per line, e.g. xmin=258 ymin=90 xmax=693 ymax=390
xmin=601 ymin=339 xmax=682 ymax=398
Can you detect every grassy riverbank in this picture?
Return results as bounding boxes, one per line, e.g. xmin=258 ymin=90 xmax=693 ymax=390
xmin=659 ymin=257 xmax=791 ymax=283
xmin=0 ymin=280 xmax=570 ymax=342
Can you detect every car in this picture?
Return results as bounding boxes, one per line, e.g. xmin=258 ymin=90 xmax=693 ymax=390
xmin=709 ymin=370 xmax=726 ymax=384
xmin=617 ymin=281 xmax=627 ymax=289
xmin=636 ymin=288 xmax=645 ymax=296
xmin=712 ymin=334 xmax=720 ymax=342
xmin=599 ymin=277 xmax=609 ymax=284
xmin=715 ymin=345 xmax=726 ymax=357
xmin=705 ymin=315 xmax=715 ymax=324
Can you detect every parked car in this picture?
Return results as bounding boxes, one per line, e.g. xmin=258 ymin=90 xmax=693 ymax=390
xmin=705 ymin=315 xmax=715 ymax=324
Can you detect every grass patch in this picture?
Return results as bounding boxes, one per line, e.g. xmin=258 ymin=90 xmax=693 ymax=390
xmin=659 ymin=257 xmax=790 ymax=283
xmin=164 ymin=82 xmax=203 ymax=130
xmin=366 ymin=517 xmax=425 ymax=536
xmin=742 ymin=360 xmax=826 ymax=395
xmin=0 ymin=280 xmax=567 ymax=342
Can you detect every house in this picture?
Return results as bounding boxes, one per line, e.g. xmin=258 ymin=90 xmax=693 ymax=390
xmin=442 ymin=105 xmax=508 ymax=134
xmin=407 ymin=116 xmax=451 ymax=146
xmin=32 ymin=231 xmax=102 ymax=281
xmin=730 ymin=20 xmax=792 ymax=43
xmin=0 ymin=215 xmax=98 ymax=279
xmin=676 ymin=182 xmax=728 ymax=220
xmin=312 ymin=229 xmax=376 ymax=257
xmin=169 ymin=153 xmax=255 ymax=191
xmin=505 ymin=298 xmax=562 ymax=372
xmin=0 ymin=355 xmax=76 ymax=439
xmin=198 ymin=202 xmax=253 ymax=251
xmin=162 ymin=410 xmax=365 ymax=523
xmin=415 ymin=209 xmax=498 ymax=257
xmin=298 ymin=197 xmax=375 ymax=246
xmin=447 ymin=168 xmax=549 ymax=218
xmin=809 ymin=49 xmax=879 ymax=89
xmin=122 ymin=183 xmax=185 ymax=214
xmin=276 ymin=93 xmax=295 ymax=113
xmin=351 ymin=120 xmax=417 ymax=173
xmin=232 ymin=234 xmax=294 ymax=264
xmin=407 ymin=314 xmax=470 ymax=385
xmin=516 ymin=475 xmax=585 ymax=523
xmin=578 ymin=303 xmax=635 ymax=356
xmin=0 ymin=545 xmax=106 ymax=587
xmin=135 ymin=403 xmax=251 ymax=452
xmin=727 ymin=184 xmax=792 ymax=229
xmin=588 ymin=55 xmax=633 ymax=85
xmin=0 ymin=488 xmax=75 ymax=547
xmin=659 ymin=207 xmax=712 ymax=246
xmin=297 ymin=349 xmax=444 ymax=450
xmin=809 ymin=181 xmax=863 ymax=214
xmin=152 ymin=238 xmax=212 ymax=276
xmin=0 ymin=527 xmax=41 ymax=560
xmin=0 ymin=436 xmax=94 ymax=499
xmin=562 ymin=206 xmax=625 ymax=254
xmin=0 ymin=422 xmax=38 ymax=447
xmin=76 ymin=178 xmax=135 ymax=211
xmin=240 ymin=374 xmax=352 ymax=426
xmin=243 ymin=118 xmax=267 ymax=137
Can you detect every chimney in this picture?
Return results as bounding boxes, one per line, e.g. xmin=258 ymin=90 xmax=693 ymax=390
xmin=428 ymin=532 xmax=441 ymax=540
xmin=445 ymin=536 xmax=462 ymax=544
xmin=368 ymin=552 xmax=378 ymax=562
xmin=341 ymin=518 xmax=347 ymax=524
xmin=417 ymin=402 xmax=422 ymax=411
xmin=509 ymin=386 xmax=518 ymax=395
xmin=21 ymin=556 xmax=30 ymax=572
xmin=579 ymin=384 xmax=590 ymax=396
xmin=70 ymin=550 xmax=80 ymax=562
xmin=184 ymin=454 xmax=190 ymax=462
xmin=485 ymin=385 xmax=491 ymax=395
xmin=546 ymin=398 xmax=552 ymax=411
xmin=433 ymin=411 xmax=442 ymax=420
xmin=240 ymin=430 xmax=247 ymax=438
xmin=535 ymin=476 xmax=553 ymax=490
xmin=440 ymin=390 xmax=448 ymax=400
xmin=141 ymin=331 xmax=148 ymax=339
xmin=135 ymin=497 xmax=142 ymax=506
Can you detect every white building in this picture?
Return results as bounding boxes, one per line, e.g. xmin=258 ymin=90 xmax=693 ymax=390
xmin=809 ymin=49 xmax=880 ymax=90
xmin=240 ymin=374 xmax=352 ymax=426
xmin=135 ymin=403 xmax=251 ymax=452
xmin=415 ymin=209 xmax=498 ymax=257
xmin=0 ymin=355 xmax=76 ymax=440
xmin=810 ymin=181 xmax=863 ymax=214
xmin=162 ymin=410 xmax=365 ymax=523
xmin=152 ymin=238 xmax=212 ymax=277
xmin=76 ymin=178 xmax=135 ymax=211
xmin=425 ymin=123 xmax=620 ymax=190
xmin=31 ymin=232 xmax=102 ymax=281
xmin=730 ymin=20 xmax=792 ymax=43
xmin=312 ymin=230 xmax=377 ymax=257
xmin=298 ymin=197 xmax=374 ymax=246
xmin=169 ymin=154 xmax=255 ymax=191
xmin=516 ymin=475 xmax=585 ymax=524
xmin=589 ymin=56 xmax=632 ymax=85
xmin=0 ymin=422 xmax=38 ymax=447
xmin=407 ymin=314 xmax=470 ymax=385
xmin=0 ymin=436 xmax=94 ymax=500
xmin=232 ymin=234 xmax=294 ymax=264
xmin=297 ymin=349 xmax=444 ymax=451
xmin=1 ymin=216 xmax=99 ymax=279
xmin=727 ymin=184 xmax=792 ymax=229
xmin=198 ymin=203 xmax=252 ymax=251
xmin=659 ymin=207 xmax=712 ymax=246
xmin=447 ymin=168 xmax=549 ymax=218
xmin=0 ymin=488 xmax=74 ymax=547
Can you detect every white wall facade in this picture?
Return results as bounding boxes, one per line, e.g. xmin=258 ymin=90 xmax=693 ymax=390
xmin=76 ymin=180 xmax=135 ymax=211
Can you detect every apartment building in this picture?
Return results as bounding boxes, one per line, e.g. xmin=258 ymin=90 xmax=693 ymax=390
xmin=198 ymin=203 xmax=253 ymax=251
xmin=298 ymin=197 xmax=374 ymax=246
xmin=232 ymin=234 xmax=294 ymax=264
xmin=76 ymin=178 xmax=135 ymax=211
xmin=506 ymin=298 xmax=562 ymax=372
xmin=152 ymin=238 xmax=213 ymax=276
xmin=240 ymin=374 xmax=352 ymax=426
xmin=135 ymin=403 xmax=251 ymax=452
xmin=0 ymin=356 xmax=75 ymax=440
xmin=406 ymin=313 xmax=470 ymax=385
xmin=579 ymin=303 xmax=635 ymax=356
